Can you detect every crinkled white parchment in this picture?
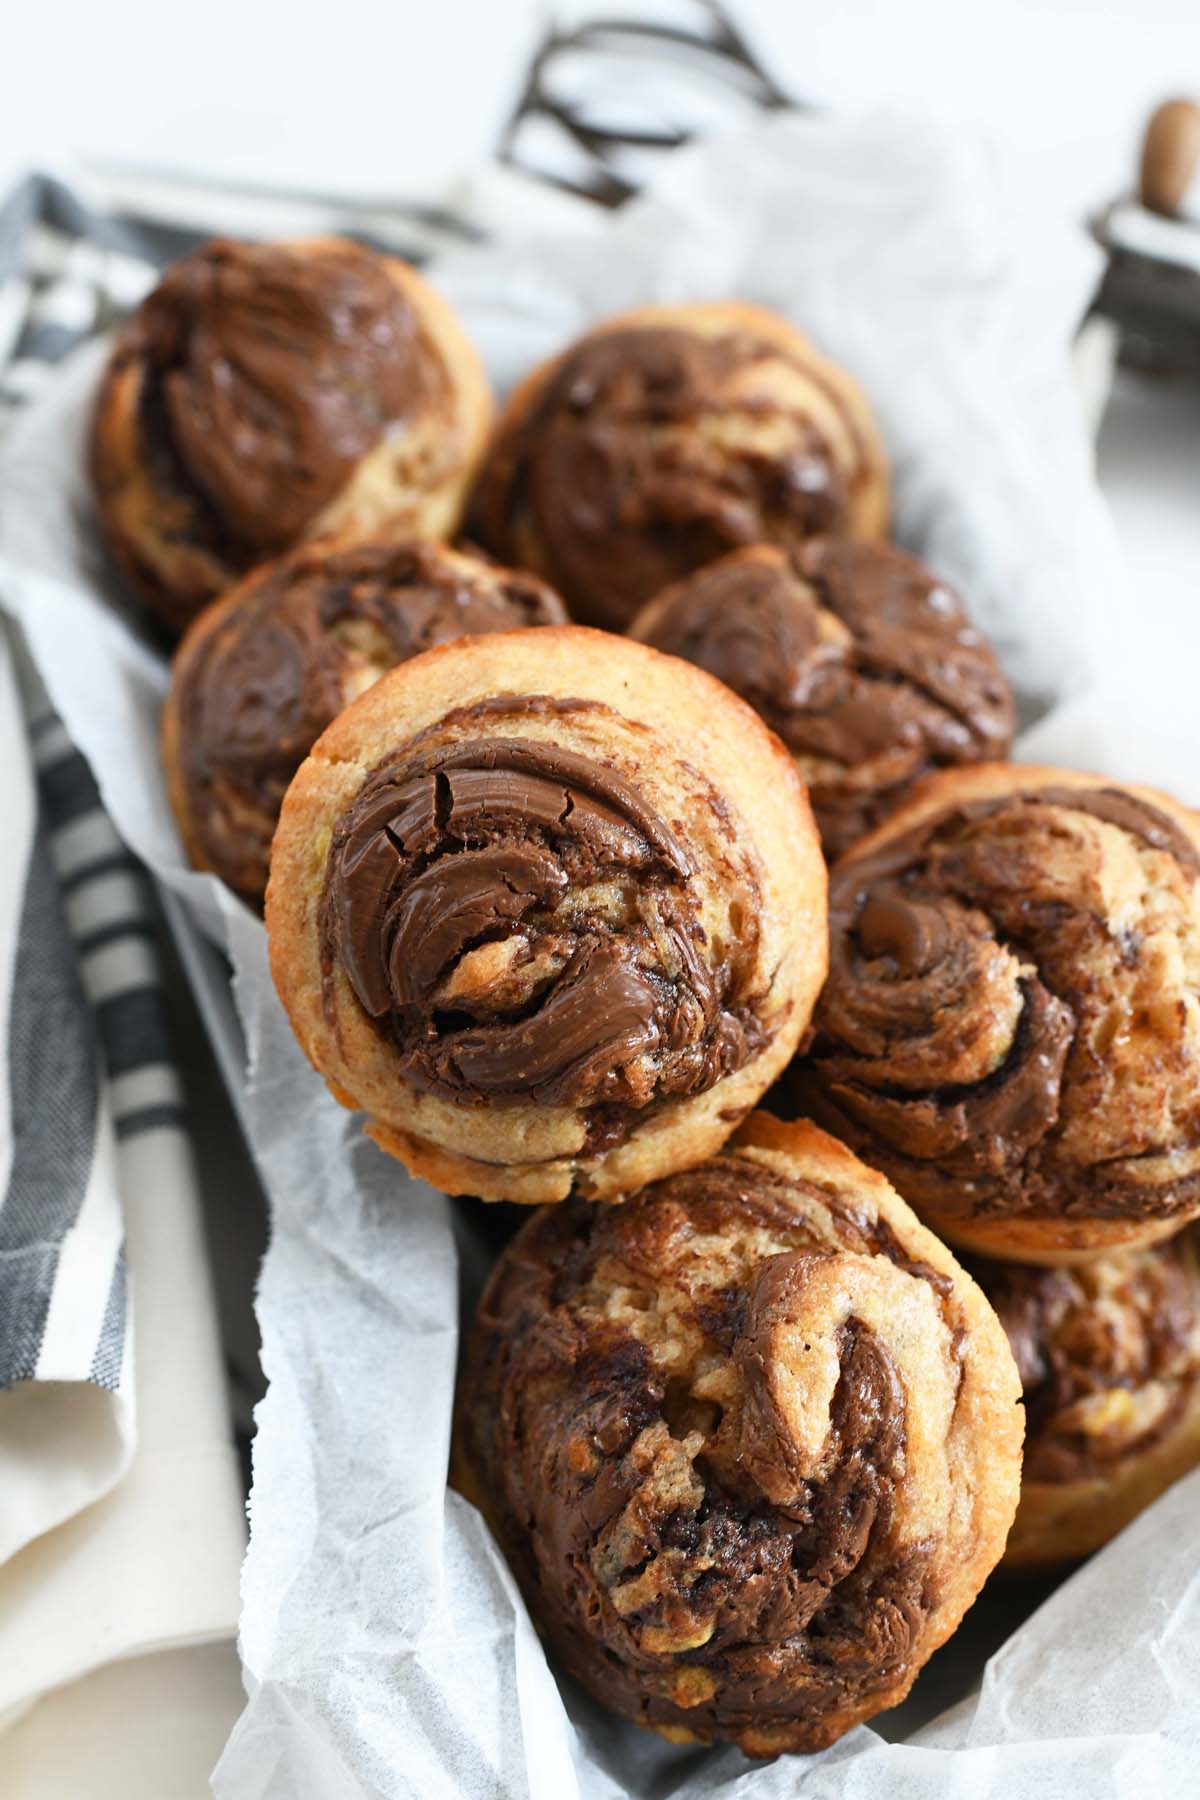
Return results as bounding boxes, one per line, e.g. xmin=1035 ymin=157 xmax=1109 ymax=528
xmin=3 ymin=107 xmax=1197 ymax=1800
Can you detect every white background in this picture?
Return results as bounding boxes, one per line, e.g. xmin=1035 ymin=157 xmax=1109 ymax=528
xmin=1 ymin=0 xmax=1195 ymax=218
xmin=3 ymin=0 xmax=1199 ymax=705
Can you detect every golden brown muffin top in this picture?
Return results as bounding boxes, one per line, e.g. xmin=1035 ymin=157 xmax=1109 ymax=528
xmin=115 ymin=238 xmax=443 ymax=552
xmin=319 ymin=693 xmax=769 ymax=1131
xmin=794 ymin=772 xmax=1200 ymax=1226
xmin=631 ymin=540 xmax=1014 ymax=857
xmin=460 ymin=1120 xmax=1018 ymax=1754
xmin=473 ymin=315 xmax=882 ymax=629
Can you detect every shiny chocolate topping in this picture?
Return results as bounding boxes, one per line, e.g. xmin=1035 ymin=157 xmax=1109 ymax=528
xmin=634 ymin=541 xmax=1015 ymax=856
xmin=794 ymin=784 xmax=1200 ymax=1223
xmin=131 ymin=238 xmax=437 ymax=552
xmin=977 ymin=1238 xmax=1200 ymax=1482
xmin=474 ymin=326 xmax=865 ymax=630
xmin=173 ymin=541 xmax=564 ymax=905
xmin=321 ymin=715 xmax=765 ymax=1114
xmin=460 ymin=1149 xmax=966 ymax=1753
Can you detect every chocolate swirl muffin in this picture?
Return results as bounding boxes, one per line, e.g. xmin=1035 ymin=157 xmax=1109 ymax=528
xmin=630 ymin=541 xmax=1015 ymax=859
xmin=162 ymin=539 xmax=565 ymax=905
xmin=456 ymin=1114 xmax=1022 ymax=1754
xmin=472 ymin=302 xmax=888 ymax=630
xmin=791 ymin=764 xmax=1200 ymax=1261
xmin=266 ymin=628 xmax=827 ymax=1202
xmin=979 ymin=1234 xmax=1200 ymax=1564
xmin=89 ymin=236 xmax=492 ymax=631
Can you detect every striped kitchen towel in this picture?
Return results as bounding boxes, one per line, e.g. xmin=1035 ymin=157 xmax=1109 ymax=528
xmin=0 ymin=627 xmax=151 ymax=1559
xmin=1 ymin=647 xmax=132 ymax=1398
xmin=0 ymin=615 xmax=248 ymax=1727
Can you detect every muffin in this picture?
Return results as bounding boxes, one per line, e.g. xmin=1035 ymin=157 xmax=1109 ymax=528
xmin=791 ymin=764 xmax=1200 ymax=1261
xmin=472 ymin=301 xmax=887 ymax=629
xmin=630 ymin=539 xmax=1015 ymax=859
xmin=89 ymin=235 xmax=492 ymax=631
xmin=266 ymin=627 xmax=827 ymax=1202
xmin=456 ymin=1113 xmax=1022 ymax=1753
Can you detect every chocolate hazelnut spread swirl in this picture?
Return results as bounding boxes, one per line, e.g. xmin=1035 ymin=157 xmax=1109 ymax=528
xmin=126 ymin=238 xmax=436 ymax=552
xmin=474 ymin=319 xmax=883 ymax=630
xmin=977 ymin=1238 xmax=1200 ymax=1485
xmin=795 ymin=780 xmax=1200 ymax=1228
xmin=167 ymin=541 xmax=564 ymax=904
xmin=320 ymin=714 xmax=765 ymax=1113
xmin=459 ymin=1130 xmax=996 ymax=1754
xmin=632 ymin=541 xmax=1015 ymax=857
